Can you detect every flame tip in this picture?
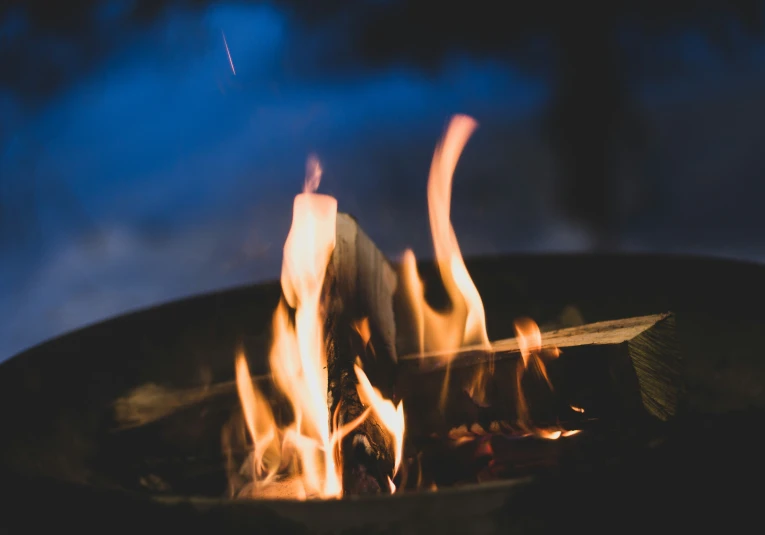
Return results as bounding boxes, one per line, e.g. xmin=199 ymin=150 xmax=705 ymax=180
xmin=303 ymin=154 xmax=323 ymax=193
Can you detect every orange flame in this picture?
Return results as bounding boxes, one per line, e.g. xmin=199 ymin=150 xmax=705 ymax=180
xmin=232 ymin=119 xmax=587 ymax=498
xmin=304 ymin=154 xmax=322 ymax=193
xmin=235 ymin=351 xmax=279 ymax=486
xmin=427 ymin=115 xmax=490 ymax=351
xmin=352 ymin=317 xmax=372 ymax=347
xmin=355 ymin=363 xmax=405 ymax=476
xmin=236 ymin=161 xmax=343 ymax=498
xmin=398 ymin=115 xmax=491 ymax=408
xmin=233 ymin=156 xmax=404 ymax=499
xmin=514 ymin=318 xmax=545 ymax=431
xmin=512 ymin=318 xmax=580 ymax=439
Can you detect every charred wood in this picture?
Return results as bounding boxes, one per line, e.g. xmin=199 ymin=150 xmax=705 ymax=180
xmin=323 ymin=213 xmax=399 ymax=495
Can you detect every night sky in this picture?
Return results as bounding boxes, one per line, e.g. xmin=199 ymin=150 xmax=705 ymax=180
xmin=2 ymin=1 xmax=765 ymax=360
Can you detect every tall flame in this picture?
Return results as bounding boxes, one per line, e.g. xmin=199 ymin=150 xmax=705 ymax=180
xmin=233 ymin=156 xmax=403 ymax=499
xmin=427 ymin=115 xmax=490 ymax=351
xmin=234 ymin=160 xmax=342 ymax=498
xmin=398 ymin=115 xmax=491 ymax=407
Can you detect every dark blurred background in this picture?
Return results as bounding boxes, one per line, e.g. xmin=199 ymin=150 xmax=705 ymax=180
xmin=2 ymin=0 xmax=765 ymax=360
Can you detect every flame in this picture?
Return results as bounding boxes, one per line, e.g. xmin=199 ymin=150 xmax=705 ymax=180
xmin=514 ymin=318 xmax=542 ymax=368
xmin=355 ymin=363 xmax=406 ymax=476
xmin=278 ymin=168 xmax=342 ymax=497
xmin=234 ymin=352 xmax=279 ymax=486
xmin=511 ymin=318 xmax=582 ymax=439
xmin=514 ymin=318 xmax=549 ymax=430
xmin=233 ymin=157 xmax=346 ymax=499
xmin=352 ymin=317 xmax=372 ymax=347
xmin=230 ymin=118 xmax=588 ymax=498
xmin=232 ymin=156 xmax=405 ymax=499
xmin=398 ymin=115 xmax=491 ymax=408
xmin=304 ymin=154 xmax=322 ymax=194
xmin=426 ymin=115 xmax=489 ymax=350
xmin=536 ymin=429 xmax=562 ymax=440
xmin=396 ymin=115 xmax=580 ymax=449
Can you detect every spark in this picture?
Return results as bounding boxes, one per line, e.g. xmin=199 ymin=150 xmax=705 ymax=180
xmin=222 ymin=31 xmax=236 ymax=75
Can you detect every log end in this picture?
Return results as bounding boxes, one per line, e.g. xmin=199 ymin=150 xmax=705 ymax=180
xmin=627 ymin=312 xmax=683 ymax=421
xmin=342 ymin=420 xmax=395 ymax=495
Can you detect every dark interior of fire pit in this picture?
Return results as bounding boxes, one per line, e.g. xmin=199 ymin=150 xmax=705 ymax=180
xmin=87 ymin=260 xmax=681 ymax=499
xmin=93 ymin=327 xmax=667 ymax=499
xmin=2 ymin=254 xmax=765 ymax=534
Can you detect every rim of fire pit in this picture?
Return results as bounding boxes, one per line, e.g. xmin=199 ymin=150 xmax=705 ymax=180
xmin=155 ymin=475 xmax=535 ymax=506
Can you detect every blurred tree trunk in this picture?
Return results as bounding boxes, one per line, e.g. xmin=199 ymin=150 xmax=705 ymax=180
xmin=545 ymin=9 xmax=632 ymax=250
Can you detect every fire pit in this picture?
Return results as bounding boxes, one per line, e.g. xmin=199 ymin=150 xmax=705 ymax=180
xmin=2 ymin=253 xmax=765 ymax=533
xmin=2 ymin=116 xmax=765 ymax=533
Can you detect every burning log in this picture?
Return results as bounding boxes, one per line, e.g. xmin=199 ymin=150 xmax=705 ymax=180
xmin=109 ymin=211 xmax=400 ymax=498
xmin=397 ymin=313 xmax=682 ymax=437
xmin=322 ymin=213 xmax=400 ymax=495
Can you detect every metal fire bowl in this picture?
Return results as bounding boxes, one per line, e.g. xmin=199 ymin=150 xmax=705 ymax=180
xmin=1 ymin=253 xmax=764 ymax=534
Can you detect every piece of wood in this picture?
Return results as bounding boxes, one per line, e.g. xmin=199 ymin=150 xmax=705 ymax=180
xmin=332 ymin=213 xmax=399 ymax=365
xmin=397 ymin=313 xmax=682 ymax=437
xmin=323 ymin=213 xmax=399 ymax=496
xmin=112 ymin=377 xmax=271 ymax=430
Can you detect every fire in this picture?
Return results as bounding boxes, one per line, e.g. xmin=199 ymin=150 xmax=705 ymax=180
xmin=396 ymin=115 xmax=579 ymax=440
xmin=355 ymin=362 xmax=405 ymax=476
xmin=234 ymin=352 xmax=279 ymax=487
xmin=398 ymin=115 xmax=491 ymax=408
xmin=230 ymin=115 xmax=583 ymax=500
xmin=514 ymin=317 xmax=555 ymax=390
xmin=512 ymin=317 xmax=578 ymax=439
xmin=426 ymin=115 xmax=490 ymax=351
xmin=235 ymin=159 xmax=343 ymax=499
xmin=232 ymin=156 xmax=403 ymax=500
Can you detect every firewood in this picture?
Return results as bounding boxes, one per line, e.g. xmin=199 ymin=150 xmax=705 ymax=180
xmin=112 ymin=377 xmax=270 ymax=430
xmin=331 ymin=213 xmax=399 ymax=366
xmin=397 ymin=313 xmax=682 ymax=437
xmin=322 ymin=213 xmax=399 ymax=495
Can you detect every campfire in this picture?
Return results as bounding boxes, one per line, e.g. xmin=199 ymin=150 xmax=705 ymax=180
xmin=112 ymin=114 xmax=682 ymax=501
